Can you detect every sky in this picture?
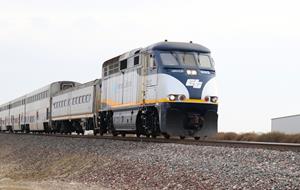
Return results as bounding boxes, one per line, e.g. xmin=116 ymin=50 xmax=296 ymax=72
xmin=0 ymin=0 xmax=300 ymax=133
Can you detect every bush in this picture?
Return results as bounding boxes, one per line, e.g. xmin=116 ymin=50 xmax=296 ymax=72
xmin=214 ymin=132 xmax=238 ymax=140
xmin=213 ymin=132 xmax=300 ymax=143
xmin=255 ymin=132 xmax=286 ymax=143
xmin=281 ymin=134 xmax=300 ymax=143
xmin=235 ymin=132 xmax=258 ymax=141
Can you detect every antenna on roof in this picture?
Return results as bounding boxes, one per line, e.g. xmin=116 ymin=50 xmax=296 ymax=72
xmin=189 ymin=41 xmax=193 ymax=43
xmin=164 ymin=39 xmax=168 ymax=42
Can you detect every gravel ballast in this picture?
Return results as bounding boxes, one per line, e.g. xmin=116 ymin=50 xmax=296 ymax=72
xmin=0 ymin=133 xmax=299 ymax=189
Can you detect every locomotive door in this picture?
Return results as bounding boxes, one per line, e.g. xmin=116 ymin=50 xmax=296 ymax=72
xmin=67 ymin=93 xmax=72 ymax=118
xmin=18 ymin=114 xmax=21 ymax=129
xmin=10 ymin=115 xmax=13 ymax=130
xmin=142 ymin=53 xmax=157 ymax=102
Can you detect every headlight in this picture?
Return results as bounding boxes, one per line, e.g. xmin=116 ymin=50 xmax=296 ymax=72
xmin=204 ymin=96 xmax=218 ymax=103
xmin=211 ymin=96 xmax=218 ymax=103
xmin=191 ymin=70 xmax=197 ymax=75
xmin=168 ymin=94 xmax=187 ymax=101
xmin=168 ymin=94 xmax=176 ymax=101
xmin=186 ymin=69 xmax=197 ymax=75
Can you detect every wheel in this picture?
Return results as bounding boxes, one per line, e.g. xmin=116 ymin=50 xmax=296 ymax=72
xmin=180 ymin=136 xmax=185 ymax=140
xmin=163 ymin=133 xmax=170 ymax=139
xmin=99 ymin=128 xmax=106 ymax=136
xmin=112 ymin=132 xmax=118 ymax=137
xmin=194 ymin=137 xmax=200 ymax=140
xmin=136 ymin=108 xmax=160 ymax=138
xmin=107 ymin=111 xmax=118 ymax=137
xmin=93 ymin=130 xmax=97 ymax=136
xmin=60 ymin=125 xmax=65 ymax=134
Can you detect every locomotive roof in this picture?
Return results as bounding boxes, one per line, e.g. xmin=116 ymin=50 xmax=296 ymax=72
xmin=102 ymin=48 xmax=141 ymax=68
xmin=102 ymin=41 xmax=210 ymax=68
xmin=53 ymin=79 xmax=100 ymax=96
xmin=146 ymin=41 xmax=211 ymax=53
xmin=0 ymin=81 xmax=79 ymax=107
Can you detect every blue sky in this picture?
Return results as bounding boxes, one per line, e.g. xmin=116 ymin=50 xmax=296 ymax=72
xmin=1 ymin=0 xmax=300 ymax=132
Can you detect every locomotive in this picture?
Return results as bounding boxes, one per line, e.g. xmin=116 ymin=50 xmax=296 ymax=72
xmin=0 ymin=41 xmax=218 ymax=139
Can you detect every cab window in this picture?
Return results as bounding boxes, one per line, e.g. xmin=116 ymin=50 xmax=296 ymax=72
xmin=159 ymin=53 xmax=179 ymax=66
xmin=176 ymin=53 xmax=197 ymax=66
xmin=198 ymin=55 xmax=213 ymax=68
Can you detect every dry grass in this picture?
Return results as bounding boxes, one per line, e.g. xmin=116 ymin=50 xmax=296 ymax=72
xmin=213 ymin=132 xmax=300 ymax=143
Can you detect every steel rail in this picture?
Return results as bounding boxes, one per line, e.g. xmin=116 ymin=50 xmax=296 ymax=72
xmin=1 ymin=132 xmax=300 ymax=152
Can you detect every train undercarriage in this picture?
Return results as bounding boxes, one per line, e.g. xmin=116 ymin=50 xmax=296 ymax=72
xmin=95 ymin=103 xmax=218 ymax=140
xmin=1 ymin=104 xmax=217 ymax=140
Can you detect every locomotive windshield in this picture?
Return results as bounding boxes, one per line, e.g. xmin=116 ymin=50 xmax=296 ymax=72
xmin=159 ymin=52 xmax=214 ymax=69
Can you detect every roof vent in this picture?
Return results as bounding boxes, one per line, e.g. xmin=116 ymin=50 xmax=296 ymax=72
xmin=189 ymin=41 xmax=193 ymax=43
xmin=164 ymin=39 xmax=168 ymax=42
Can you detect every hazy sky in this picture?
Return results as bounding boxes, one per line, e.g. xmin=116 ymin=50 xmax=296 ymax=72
xmin=1 ymin=0 xmax=300 ymax=132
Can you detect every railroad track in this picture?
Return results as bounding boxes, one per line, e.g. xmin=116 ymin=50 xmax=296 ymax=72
xmin=1 ymin=132 xmax=300 ymax=152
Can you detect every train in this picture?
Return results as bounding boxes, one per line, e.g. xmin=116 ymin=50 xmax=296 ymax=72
xmin=0 ymin=41 xmax=218 ymax=139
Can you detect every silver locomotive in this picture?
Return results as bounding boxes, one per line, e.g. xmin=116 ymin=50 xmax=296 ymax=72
xmin=98 ymin=41 xmax=218 ymax=139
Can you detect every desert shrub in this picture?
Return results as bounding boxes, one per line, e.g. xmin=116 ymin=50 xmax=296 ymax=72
xmin=214 ymin=132 xmax=238 ymax=140
xmin=280 ymin=134 xmax=300 ymax=143
xmin=235 ymin=132 xmax=258 ymax=141
xmin=214 ymin=132 xmax=300 ymax=143
xmin=255 ymin=132 xmax=286 ymax=143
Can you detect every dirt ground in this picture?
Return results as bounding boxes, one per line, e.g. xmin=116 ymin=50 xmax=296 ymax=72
xmin=0 ymin=178 xmax=107 ymax=190
xmin=1 ymin=134 xmax=299 ymax=190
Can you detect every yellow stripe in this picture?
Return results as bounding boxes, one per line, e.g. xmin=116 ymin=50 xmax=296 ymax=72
xmin=102 ymin=98 xmax=217 ymax=108
xmin=157 ymin=98 xmax=208 ymax=104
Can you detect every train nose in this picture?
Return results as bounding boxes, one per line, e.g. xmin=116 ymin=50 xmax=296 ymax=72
xmin=161 ymin=102 xmax=218 ymax=138
xmin=186 ymin=113 xmax=204 ymax=129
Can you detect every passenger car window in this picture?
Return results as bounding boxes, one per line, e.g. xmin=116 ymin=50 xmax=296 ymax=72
xmin=87 ymin=95 xmax=91 ymax=102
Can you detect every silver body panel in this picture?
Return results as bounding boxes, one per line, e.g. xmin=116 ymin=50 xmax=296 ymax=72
xmin=9 ymin=96 xmax=26 ymax=131
xmin=101 ymin=50 xmax=144 ymax=131
xmin=52 ymin=86 xmax=94 ymax=120
xmin=0 ymin=103 xmax=10 ymax=130
xmin=102 ymin=68 xmax=142 ymax=110
xmin=25 ymin=84 xmax=51 ymax=131
xmin=52 ymin=80 xmax=100 ymax=121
